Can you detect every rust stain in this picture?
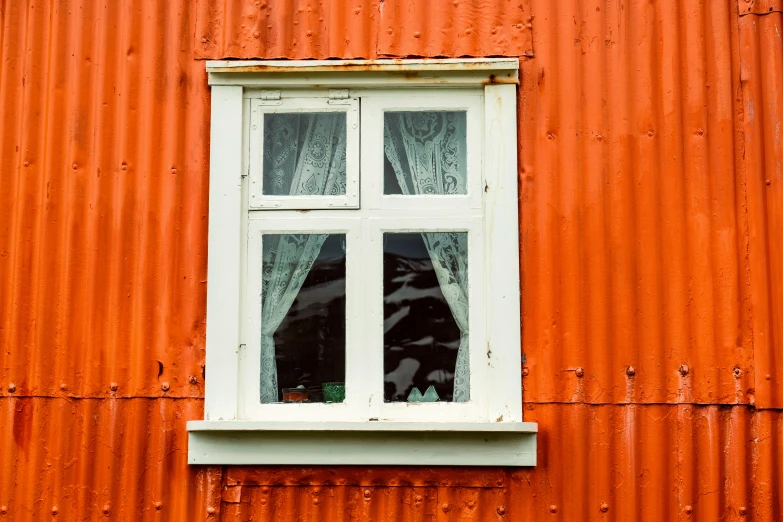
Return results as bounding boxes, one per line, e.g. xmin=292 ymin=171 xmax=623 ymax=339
xmin=0 ymin=0 xmax=782 ymax=520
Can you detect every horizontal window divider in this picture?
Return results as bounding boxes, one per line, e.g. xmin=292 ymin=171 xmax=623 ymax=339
xmin=188 ymin=420 xmax=538 ymax=432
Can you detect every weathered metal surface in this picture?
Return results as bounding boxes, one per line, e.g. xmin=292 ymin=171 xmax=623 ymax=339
xmin=738 ymin=11 xmax=783 ymax=408
xmin=195 ymin=0 xmax=533 ymax=60
xmin=1 ymin=0 xmax=782 ymax=520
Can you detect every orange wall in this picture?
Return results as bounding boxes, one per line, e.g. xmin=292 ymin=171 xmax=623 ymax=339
xmin=1 ymin=0 xmax=781 ymax=520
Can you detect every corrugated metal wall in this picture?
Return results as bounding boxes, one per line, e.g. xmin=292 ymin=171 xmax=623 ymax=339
xmin=0 ymin=0 xmax=781 ymax=520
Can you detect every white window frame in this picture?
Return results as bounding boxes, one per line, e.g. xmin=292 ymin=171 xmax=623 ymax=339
xmin=188 ymin=59 xmax=537 ymax=466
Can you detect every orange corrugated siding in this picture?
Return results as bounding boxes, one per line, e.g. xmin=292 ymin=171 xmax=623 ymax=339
xmin=0 ymin=0 xmax=781 ymax=520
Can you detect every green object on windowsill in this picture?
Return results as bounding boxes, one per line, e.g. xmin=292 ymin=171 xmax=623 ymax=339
xmin=322 ymin=382 xmax=345 ymax=403
xmin=407 ymin=385 xmax=439 ymax=403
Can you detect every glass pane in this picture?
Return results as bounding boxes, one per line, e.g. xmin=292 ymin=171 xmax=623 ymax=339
xmin=263 ymin=112 xmax=347 ymax=196
xmin=383 ymin=232 xmax=469 ymax=403
xmin=383 ymin=111 xmax=468 ymax=195
xmin=261 ymin=233 xmax=346 ymax=403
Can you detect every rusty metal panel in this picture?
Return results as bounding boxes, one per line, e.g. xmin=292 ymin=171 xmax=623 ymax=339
xmin=194 ymin=0 xmax=533 ymax=60
xmin=739 ymin=12 xmax=783 ymax=408
xmin=520 ymin=0 xmax=754 ymax=405
xmin=0 ymin=0 xmax=209 ymax=399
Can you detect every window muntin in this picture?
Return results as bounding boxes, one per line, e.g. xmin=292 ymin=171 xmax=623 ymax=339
xmin=249 ymin=98 xmax=359 ymax=209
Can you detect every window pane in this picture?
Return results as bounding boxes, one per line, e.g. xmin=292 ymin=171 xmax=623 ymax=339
xmin=263 ymin=113 xmax=347 ymax=196
xmin=383 ymin=232 xmax=469 ymax=403
xmin=383 ymin=111 xmax=468 ymax=195
xmin=261 ymin=233 xmax=346 ymax=404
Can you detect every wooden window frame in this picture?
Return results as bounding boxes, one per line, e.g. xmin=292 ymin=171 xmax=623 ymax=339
xmin=188 ymin=59 xmax=537 ymax=466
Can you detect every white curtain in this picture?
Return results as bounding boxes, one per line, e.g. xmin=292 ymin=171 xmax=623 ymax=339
xmin=384 ymin=112 xmax=471 ymax=402
xmin=260 ymin=113 xmax=346 ymax=403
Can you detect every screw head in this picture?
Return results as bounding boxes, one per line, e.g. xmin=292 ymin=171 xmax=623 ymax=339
xmin=110 ymin=383 xmax=118 ymax=392
xmin=733 ymin=367 xmax=742 ymax=378
xmin=161 ymin=382 xmax=170 ymax=392
xmin=189 ymin=375 xmax=199 ymax=384
xmin=600 ymin=502 xmax=609 ymax=512
xmin=766 ymin=180 xmax=771 ymax=185
xmin=739 ymin=506 xmax=747 ymax=515
xmin=414 ymin=495 xmax=422 ymax=502
xmin=522 ymin=367 xmax=529 ymax=376
xmin=575 ymin=367 xmax=584 ymax=378
xmin=0 ymin=505 xmax=7 ymax=514
xmin=363 ymin=489 xmax=371 ymax=499
xmin=442 ymin=503 xmax=450 ymax=512
xmin=155 ymin=501 xmax=162 ymax=510
xmin=679 ymin=364 xmax=690 ymax=376
xmin=684 ymin=505 xmax=693 ymax=514
xmin=60 ymin=383 xmax=67 ymax=391
xmin=102 ymin=504 xmax=110 ymax=515
xmin=626 ymin=366 xmax=636 ymax=376
xmin=467 ymin=500 xmax=475 ymax=508
xmin=207 ymin=506 xmax=216 ymax=516
xmin=766 ymin=374 xmax=772 ymax=380
xmin=549 ymin=504 xmax=558 ymax=513
xmin=7 ymin=383 xmax=15 ymax=393
xmin=51 ymin=506 xmax=59 ymax=515
xmin=497 ymin=506 xmax=506 ymax=515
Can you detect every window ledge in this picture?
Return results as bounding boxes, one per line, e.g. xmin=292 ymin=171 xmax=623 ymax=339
xmin=187 ymin=421 xmax=537 ymax=466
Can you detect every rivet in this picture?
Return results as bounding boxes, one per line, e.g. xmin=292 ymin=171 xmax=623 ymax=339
xmin=261 ymin=486 xmax=270 ymax=494
xmin=188 ymin=375 xmax=199 ymax=385
xmin=647 ymin=129 xmax=655 ymax=137
xmin=465 ymin=28 xmax=472 ymax=34
xmin=260 ymin=499 xmax=267 ymax=506
xmin=549 ymin=504 xmax=558 ymax=513
xmin=733 ymin=367 xmax=742 ymax=379
xmin=170 ymin=168 xmax=177 ymax=174
xmin=354 ymin=8 xmax=361 ymax=13
xmin=739 ymin=506 xmax=747 ymax=515
xmin=0 ymin=505 xmax=7 ymax=514
xmin=102 ymin=504 xmax=110 ymax=515
xmin=766 ymin=374 xmax=772 ymax=380
xmin=23 ymin=160 xmax=29 ymax=167
xmin=313 ymin=498 xmax=320 ymax=505
xmin=306 ymin=30 xmax=312 ymax=36
xmin=60 ymin=383 xmax=67 ymax=391
xmin=387 ymin=27 xmax=393 ymax=35
xmin=575 ymin=367 xmax=584 ymax=378
xmin=697 ymin=128 xmax=704 ymax=136
xmin=110 ymin=383 xmax=118 ymax=392
xmin=155 ymin=501 xmax=162 ymax=510
xmin=51 ymin=506 xmax=59 ymax=515
xmin=442 ymin=503 xmax=450 ymax=512
xmin=414 ymin=495 xmax=422 ymax=502
xmin=497 ymin=506 xmax=506 ymax=515
xmin=684 ymin=505 xmax=693 ymax=514
xmin=626 ymin=366 xmax=636 ymax=376
xmin=253 ymin=32 xmax=260 ymax=38
xmin=7 ymin=383 xmax=15 ymax=393
xmin=766 ymin=180 xmax=772 ymax=186
xmin=161 ymin=382 xmax=170 ymax=392
xmin=522 ymin=367 xmax=529 ymax=376
xmin=679 ymin=364 xmax=689 ymax=376
xmin=207 ymin=506 xmax=215 ymax=516
xmin=364 ymin=489 xmax=371 ymax=498
xmin=467 ymin=500 xmax=475 ymax=508
xmin=120 ymin=163 xmax=128 ymax=171
xmin=600 ymin=502 xmax=609 ymax=512
xmin=72 ymin=163 xmax=78 ymax=170
xmin=201 ymin=37 xmax=208 ymax=43
xmin=413 ymin=32 xmax=421 ymax=38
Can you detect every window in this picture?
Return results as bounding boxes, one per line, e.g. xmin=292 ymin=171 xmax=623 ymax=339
xmin=188 ymin=59 xmax=537 ymax=466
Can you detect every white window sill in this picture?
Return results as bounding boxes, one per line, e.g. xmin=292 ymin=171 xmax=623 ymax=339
xmin=187 ymin=420 xmax=537 ymax=466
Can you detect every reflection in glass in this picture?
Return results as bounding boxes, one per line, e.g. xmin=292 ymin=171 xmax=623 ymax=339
xmin=383 ymin=232 xmax=469 ymax=403
xmin=263 ymin=113 xmax=347 ymax=196
xmin=261 ymin=234 xmax=346 ymax=403
xmin=383 ymin=111 xmax=468 ymax=195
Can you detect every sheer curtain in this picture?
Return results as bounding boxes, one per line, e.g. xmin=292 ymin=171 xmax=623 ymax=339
xmin=260 ymin=113 xmax=346 ymax=403
xmin=383 ymin=112 xmax=471 ymax=402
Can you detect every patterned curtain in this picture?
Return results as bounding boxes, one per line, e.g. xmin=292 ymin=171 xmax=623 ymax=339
xmin=260 ymin=113 xmax=346 ymax=403
xmin=383 ymin=112 xmax=471 ymax=402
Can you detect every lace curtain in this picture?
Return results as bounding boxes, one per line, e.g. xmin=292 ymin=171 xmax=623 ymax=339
xmin=384 ymin=112 xmax=471 ymax=402
xmin=260 ymin=113 xmax=346 ymax=403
